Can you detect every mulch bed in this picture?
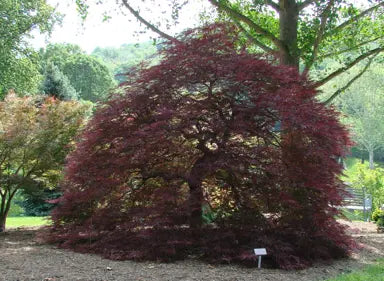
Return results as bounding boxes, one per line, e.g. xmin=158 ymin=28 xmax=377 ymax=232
xmin=1 ymin=220 xmax=383 ymax=281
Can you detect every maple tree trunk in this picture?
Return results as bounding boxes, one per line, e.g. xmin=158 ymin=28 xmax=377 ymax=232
xmin=188 ymin=155 xmax=210 ymax=230
xmin=0 ymin=213 xmax=6 ymax=232
xmin=0 ymin=199 xmax=10 ymax=232
xmin=188 ymin=177 xmax=204 ymax=230
xmin=0 ymin=189 xmax=14 ymax=232
xmin=279 ymin=0 xmax=299 ymax=68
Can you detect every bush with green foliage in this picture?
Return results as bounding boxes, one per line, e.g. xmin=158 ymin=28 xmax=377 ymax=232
xmin=377 ymin=217 xmax=384 ymax=228
xmin=41 ymin=63 xmax=78 ymax=100
xmin=372 ymin=208 xmax=384 ymax=227
xmin=372 ymin=209 xmax=384 ymax=222
xmin=346 ymin=163 xmax=384 ymax=211
xmin=8 ymin=203 xmax=24 ymax=217
xmin=17 ymin=189 xmax=61 ymax=216
xmin=62 ymin=54 xmax=115 ymax=102
xmin=0 ymin=92 xmax=90 ymax=231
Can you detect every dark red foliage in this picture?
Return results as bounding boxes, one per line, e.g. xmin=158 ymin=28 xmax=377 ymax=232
xmin=45 ymin=24 xmax=354 ymax=269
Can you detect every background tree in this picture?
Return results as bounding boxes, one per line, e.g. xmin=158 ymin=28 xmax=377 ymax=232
xmin=62 ymin=54 xmax=115 ymax=102
xmin=92 ymin=42 xmax=158 ymax=83
xmin=0 ymin=92 xmax=89 ymax=231
xmin=39 ymin=43 xmax=84 ymax=71
xmin=17 ymin=189 xmax=61 ymax=216
xmin=347 ymin=164 xmax=384 ymax=211
xmin=38 ymin=43 xmax=115 ymax=101
xmin=327 ymin=62 xmax=384 ymax=169
xmin=47 ymin=25 xmax=352 ymax=269
xmin=41 ymin=62 xmax=79 ymax=100
xmin=76 ymin=0 xmax=384 ymax=103
xmin=1 ymin=53 xmax=42 ymax=97
xmin=0 ymin=0 xmax=59 ymax=96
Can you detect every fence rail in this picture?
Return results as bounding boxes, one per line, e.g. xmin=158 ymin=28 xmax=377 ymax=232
xmin=342 ymin=187 xmax=372 ymax=221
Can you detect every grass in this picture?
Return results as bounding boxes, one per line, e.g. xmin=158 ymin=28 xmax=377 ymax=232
xmin=6 ymin=216 xmax=50 ymax=228
xmin=326 ymin=259 xmax=384 ymax=281
xmin=341 ymin=209 xmax=367 ymax=221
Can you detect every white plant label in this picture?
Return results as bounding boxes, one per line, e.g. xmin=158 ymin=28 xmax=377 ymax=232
xmin=254 ymin=248 xmax=267 ymax=256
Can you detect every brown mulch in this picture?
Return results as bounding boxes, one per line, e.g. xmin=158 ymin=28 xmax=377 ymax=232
xmin=1 ymin=220 xmax=383 ymax=281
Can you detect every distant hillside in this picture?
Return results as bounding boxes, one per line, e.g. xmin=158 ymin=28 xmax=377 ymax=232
xmin=92 ymin=41 xmax=158 ymax=83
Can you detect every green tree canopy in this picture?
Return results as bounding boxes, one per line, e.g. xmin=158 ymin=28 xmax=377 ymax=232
xmin=38 ymin=44 xmax=115 ymax=102
xmin=329 ymin=62 xmax=384 ymax=169
xmin=0 ymin=92 xmax=90 ymax=231
xmin=39 ymin=43 xmax=85 ymax=70
xmin=92 ymin=42 xmax=158 ymax=83
xmin=62 ymin=54 xmax=115 ymax=102
xmin=0 ymin=0 xmax=59 ymax=96
xmin=76 ymin=0 xmax=384 ymax=103
xmin=41 ymin=62 xmax=79 ymax=100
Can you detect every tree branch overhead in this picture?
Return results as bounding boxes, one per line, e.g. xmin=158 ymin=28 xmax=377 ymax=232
xmin=314 ymin=47 xmax=384 ymax=88
xmin=121 ymin=0 xmax=178 ymax=42
xmin=208 ymin=0 xmax=284 ymax=50
xmin=324 ymin=54 xmax=377 ymax=105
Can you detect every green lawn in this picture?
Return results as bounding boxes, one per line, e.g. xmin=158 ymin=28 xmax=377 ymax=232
xmin=6 ymin=216 xmax=50 ymax=228
xmin=326 ymin=259 xmax=384 ymax=281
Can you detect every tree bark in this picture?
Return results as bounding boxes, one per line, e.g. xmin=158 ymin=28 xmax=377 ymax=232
xmin=188 ymin=175 xmax=204 ymax=229
xmin=369 ymin=149 xmax=374 ymax=170
xmin=187 ymin=157 xmax=206 ymax=230
xmin=187 ymin=153 xmax=216 ymax=230
xmin=0 ymin=188 xmax=16 ymax=232
xmin=279 ymin=0 xmax=299 ymax=68
xmin=0 ymin=197 xmax=10 ymax=232
xmin=0 ymin=212 xmax=7 ymax=232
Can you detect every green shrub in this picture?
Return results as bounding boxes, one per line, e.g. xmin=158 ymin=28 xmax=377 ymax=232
xmin=345 ymin=163 xmax=384 ymax=211
xmin=202 ymin=204 xmax=217 ymax=224
xmin=372 ymin=209 xmax=384 ymax=222
xmin=17 ymin=190 xmax=61 ymax=216
xmin=377 ymin=217 xmax=384 ymax=227
xmin=8 ymin=202 xmax=25 ymax=217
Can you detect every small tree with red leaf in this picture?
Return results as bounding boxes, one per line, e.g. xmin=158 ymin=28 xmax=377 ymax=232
xmin=46 ymin=24 xmax=353 ymax=269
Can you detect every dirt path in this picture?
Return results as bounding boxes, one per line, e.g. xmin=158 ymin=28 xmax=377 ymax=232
xmin=1 ymin=221 xmax=383 ymax=281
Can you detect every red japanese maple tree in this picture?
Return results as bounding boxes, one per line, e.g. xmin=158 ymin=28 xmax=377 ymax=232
xmin=46 ymin=24 xmax=353 ymax=269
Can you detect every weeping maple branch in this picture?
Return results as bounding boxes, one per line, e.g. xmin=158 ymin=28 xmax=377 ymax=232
xmin=323 ymin=54 xmax=376 ymax=105
xmin=314 ymin=46 xmax=384 ymax=88
xmin=121 ymin=0 xmax=178 ymax=42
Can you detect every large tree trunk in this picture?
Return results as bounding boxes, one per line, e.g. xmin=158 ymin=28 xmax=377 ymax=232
xmin=188 ymin=158 xmax=206 ymax=230
xmin=0 ymin=212 xmax=7 ymax=232
xmin=187 ymin=154 xmax=215 ymax=230
xmin=279 ymin=0 xmax=299 ymax=68
xmin=0 ymin=194 xmax=6 ymax=232
xmin=369 ymin=149 xmax=375 ymax=170
xmin=188 ymin=175 xmax=204 ymax=229
xmin=0 ymin=199 xmax=11 ymax=232
xmin=0 ymin=188 xmax=16 ymax=232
